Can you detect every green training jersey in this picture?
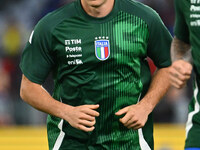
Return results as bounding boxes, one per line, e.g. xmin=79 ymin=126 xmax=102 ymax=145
xmin=174 ymin=0 xmax=200 ymax=148
xmin=20 ymin=0 xmax=172 ymax=149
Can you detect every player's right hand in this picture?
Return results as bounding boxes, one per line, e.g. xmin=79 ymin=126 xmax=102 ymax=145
xmin=169 ymin=60 xmax=192 ymax=89
xmin=63 ymin=104 xmax=99 ymax=132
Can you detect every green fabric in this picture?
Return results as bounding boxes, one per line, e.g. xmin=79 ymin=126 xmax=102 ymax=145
xmin=20 ymin=0 xmax=172 ymax=149
xmin=174 ymin=0 xmax=200 ymax=148
xmin=174 ymin=0 xmax=190 ymax=43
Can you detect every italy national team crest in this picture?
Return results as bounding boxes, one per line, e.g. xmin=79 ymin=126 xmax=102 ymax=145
xmin=95 ymin=37 xmax=110 ymax=61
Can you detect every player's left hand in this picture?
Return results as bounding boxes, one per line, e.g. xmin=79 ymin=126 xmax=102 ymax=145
xmin=115 ymin=103 xmax=149 ymax=130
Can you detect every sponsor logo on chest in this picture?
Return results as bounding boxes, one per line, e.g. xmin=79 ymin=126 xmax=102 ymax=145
xmin=65 ymin=39 xmax=83 ymax=65
xmin=190 ymin=0 xmax=200 ymax=26
xmin=64 ymin=37 xmax=110 ymax=65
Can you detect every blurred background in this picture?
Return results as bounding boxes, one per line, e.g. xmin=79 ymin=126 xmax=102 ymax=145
xmin=0 ymin=0 xmax=193 ymax=150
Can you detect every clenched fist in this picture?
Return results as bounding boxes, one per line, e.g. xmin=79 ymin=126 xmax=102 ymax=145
xmin=169 ymin=60 xmax=192 ymax=89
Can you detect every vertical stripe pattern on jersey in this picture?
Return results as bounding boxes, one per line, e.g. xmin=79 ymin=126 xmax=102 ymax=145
xmin=97 ymin=11 xmax=149 ymax=149
xmin=186 ymin=78 xmax=200 ymax=138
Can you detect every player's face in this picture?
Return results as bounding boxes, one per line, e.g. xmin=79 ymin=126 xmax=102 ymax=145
xmin=81 ymin=0 xmax=108 ymax=8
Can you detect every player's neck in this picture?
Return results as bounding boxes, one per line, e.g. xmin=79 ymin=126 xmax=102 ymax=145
xmin=81 ymin=0 xmax=115 ymax=18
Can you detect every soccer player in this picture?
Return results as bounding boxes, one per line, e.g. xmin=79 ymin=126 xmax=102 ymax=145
xmin=20 ymin=0 xmax=172 ymax=149
xmin=169 ymin=0 xmax=200 ymax=150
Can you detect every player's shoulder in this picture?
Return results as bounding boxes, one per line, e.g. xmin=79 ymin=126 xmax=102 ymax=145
xmin=119 ymin=0 xmax=161 ymax=24
xmin=45 ymin=1 xmax=77 ymax=22
xmin=34 ymin=1 xmax=77 ymax=33
xmin=120 ymin=0 xmax=154 ymax=12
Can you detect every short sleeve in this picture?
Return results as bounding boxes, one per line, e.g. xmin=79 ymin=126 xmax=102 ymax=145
xmin=174 ymin=0 xmax=190 ymax=44
xmin=147 ymin=11 xmax=172 ymax=68
xmin=20 ymin=18 xmax=55 ymax=84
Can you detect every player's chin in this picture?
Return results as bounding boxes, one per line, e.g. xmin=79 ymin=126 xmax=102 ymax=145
xmin=87 ymin=0 xmax=107 ymax=7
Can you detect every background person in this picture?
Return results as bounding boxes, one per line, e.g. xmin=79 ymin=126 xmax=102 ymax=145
xmin=169 ymin=0 xmax=200 ymax=149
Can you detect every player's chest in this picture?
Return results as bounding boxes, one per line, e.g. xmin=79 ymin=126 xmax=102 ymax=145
xmin=52 ymin=21 xmax=149 ymax=66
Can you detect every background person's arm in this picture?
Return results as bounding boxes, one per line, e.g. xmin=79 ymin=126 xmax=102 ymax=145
xmin=169 ymin=37 xmax=193 ymax=89
xmin=20 ymin=75 xmax=99 ymax=132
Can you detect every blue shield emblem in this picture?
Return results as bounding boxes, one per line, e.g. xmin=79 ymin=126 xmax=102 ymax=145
xmin=95 ymin=40 xmax=110 ymax=61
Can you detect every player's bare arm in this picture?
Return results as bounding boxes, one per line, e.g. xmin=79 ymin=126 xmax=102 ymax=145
xmin=169 ymin=36 xmax=193 ymax=89
xmin=20 ymin=75 xmax=99 ymax=132
xmin=116 ymin=67 xmax=170 ymax=130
